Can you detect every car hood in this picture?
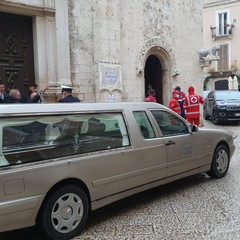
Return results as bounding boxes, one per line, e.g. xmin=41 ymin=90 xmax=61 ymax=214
xmin=217 ymin=100 xmax=240 ymax=105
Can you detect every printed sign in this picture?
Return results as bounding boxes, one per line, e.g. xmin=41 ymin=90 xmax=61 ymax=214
xmin=99 ymin=63 xmax=122 ymax=91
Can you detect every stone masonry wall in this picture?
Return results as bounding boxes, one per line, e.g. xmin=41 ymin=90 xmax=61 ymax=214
xmin=68 ymin=0 xmax=204 ymax=105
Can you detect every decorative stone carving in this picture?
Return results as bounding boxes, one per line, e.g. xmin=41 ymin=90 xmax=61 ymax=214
xmin=199 ymin=45 xmax=220 ymax=62
xmin=136 ymin=36 xmax=176 ymax=75
xmin=136 ymin=67 xmax=143 ymax=76
xmin=172 ymin=68 xmax=181 ymax=77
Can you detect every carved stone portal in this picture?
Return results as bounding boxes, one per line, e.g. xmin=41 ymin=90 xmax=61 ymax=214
xmin=136 ymin=36 xmax=176 ymax=76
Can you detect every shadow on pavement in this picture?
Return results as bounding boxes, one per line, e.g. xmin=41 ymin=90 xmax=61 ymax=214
xmin=0 ymin=227 xmax=47 ymax=240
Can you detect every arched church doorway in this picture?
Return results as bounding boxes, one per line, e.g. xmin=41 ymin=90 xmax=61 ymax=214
xmin=0 ymin=12 xmax=35 ymax=97
xmin=144 ymin=55 xmax=163 ymax=104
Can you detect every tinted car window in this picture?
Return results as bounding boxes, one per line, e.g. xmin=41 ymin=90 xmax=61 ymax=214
xmin=133 ymin=111 xmax=156 ymax=139
xmin=151 ymin=110 xmax=189 ymax=136
xmin=208 ymin=92 xmax=213 ymax=98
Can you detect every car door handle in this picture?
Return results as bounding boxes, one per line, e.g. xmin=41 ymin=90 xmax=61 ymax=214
xmin=165 ymin=140 xmax=175 ymax=146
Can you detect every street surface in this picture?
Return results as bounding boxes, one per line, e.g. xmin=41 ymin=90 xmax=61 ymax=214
xmin=1 ymin=119 xmax=240 ymax=240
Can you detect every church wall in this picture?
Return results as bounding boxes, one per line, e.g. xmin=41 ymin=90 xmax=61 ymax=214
xmin=68 ymin=0 xmax=204 ymax=105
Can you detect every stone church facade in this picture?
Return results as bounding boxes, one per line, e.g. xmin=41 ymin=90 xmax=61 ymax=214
xmin=0 ymin=0 xmax=204 ymax=105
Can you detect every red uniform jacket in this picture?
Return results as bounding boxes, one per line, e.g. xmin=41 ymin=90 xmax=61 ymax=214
xmin=145 ymin=94 xmax=157 ymax=103
xmin=184 ymin=93 xmax=204 ymax=118
xmin=169 ymin=99 xmax=181 ymax=115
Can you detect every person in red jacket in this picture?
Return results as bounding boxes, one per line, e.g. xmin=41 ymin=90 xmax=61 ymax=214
xmin=184 ymin=86 xmax=204 ymax=126
xmin=174 ymin=86 xmax=186 ymax=119
xmin=168 ymin=90 xmax=181 ymax=115
xmin=145 ymin=89 xmax=157 ymax=103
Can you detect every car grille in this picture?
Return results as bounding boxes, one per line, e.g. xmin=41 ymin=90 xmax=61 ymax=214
xmin=227 ymin=105 xmax=240 ymax=111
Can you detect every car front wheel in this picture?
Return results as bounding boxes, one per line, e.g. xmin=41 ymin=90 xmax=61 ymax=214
xmin=207 ymin=145 xmax=230 ymax=178
xmin=203 ymin=107 xmax=210 ymax=120
xmin=212 ymin=111 xmax=220 ymax=124
xmin=38 ymin=185 xmax=89 ymax=240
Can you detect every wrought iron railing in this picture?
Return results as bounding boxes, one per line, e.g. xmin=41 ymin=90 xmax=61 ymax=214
xmin=210 ymin=24 xmax=234 ymax=38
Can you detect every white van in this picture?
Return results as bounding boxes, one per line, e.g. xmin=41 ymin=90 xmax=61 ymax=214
xmin=0 ymin=102 xmax=235 ymax=240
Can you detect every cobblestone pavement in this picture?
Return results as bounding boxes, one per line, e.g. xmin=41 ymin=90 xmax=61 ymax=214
xmin=1 ymin=120 xmax=240 ymax=240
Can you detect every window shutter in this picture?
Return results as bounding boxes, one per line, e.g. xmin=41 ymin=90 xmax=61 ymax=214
xmin=218 ymin=44 xmax=229 ymax=71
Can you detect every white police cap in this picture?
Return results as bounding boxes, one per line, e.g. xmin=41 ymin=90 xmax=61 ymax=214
xmin=61 ymin=85 xmax=75 ymax=92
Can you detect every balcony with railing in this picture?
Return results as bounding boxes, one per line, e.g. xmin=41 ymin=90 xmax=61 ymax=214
xmin=206 ymin=59 xmax=239 ymax=77
xmin=210 ymin=24 xmax=234 ymax=39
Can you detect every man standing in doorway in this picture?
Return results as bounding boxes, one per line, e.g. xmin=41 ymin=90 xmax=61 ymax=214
xmin=145 ymin=89 xmax=157 ymax=103
xmin=184 ymin=86 xmax=204 ymax=126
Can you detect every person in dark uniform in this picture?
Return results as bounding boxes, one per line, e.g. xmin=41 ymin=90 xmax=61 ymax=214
xmin=58 ymin=85 xmax=80 ymax=103
xmin=0 ymin=82 xmax=9 ymax=103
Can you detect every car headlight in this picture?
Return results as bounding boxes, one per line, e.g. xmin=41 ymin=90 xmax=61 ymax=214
xmin=217 ymin=105 xmax=227 ymax=109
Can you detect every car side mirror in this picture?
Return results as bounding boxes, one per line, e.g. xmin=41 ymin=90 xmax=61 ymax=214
xmin=190 ymin=125 xmax=198 ymax=133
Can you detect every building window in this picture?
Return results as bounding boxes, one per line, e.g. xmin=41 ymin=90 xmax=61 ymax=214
xmin=216 ymin=10 xmax=230 ymax=36
xmin=218 ymin=12 xmax=228 ymax=35
xmin=217 ymin=44 xmax=229 ymax=71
